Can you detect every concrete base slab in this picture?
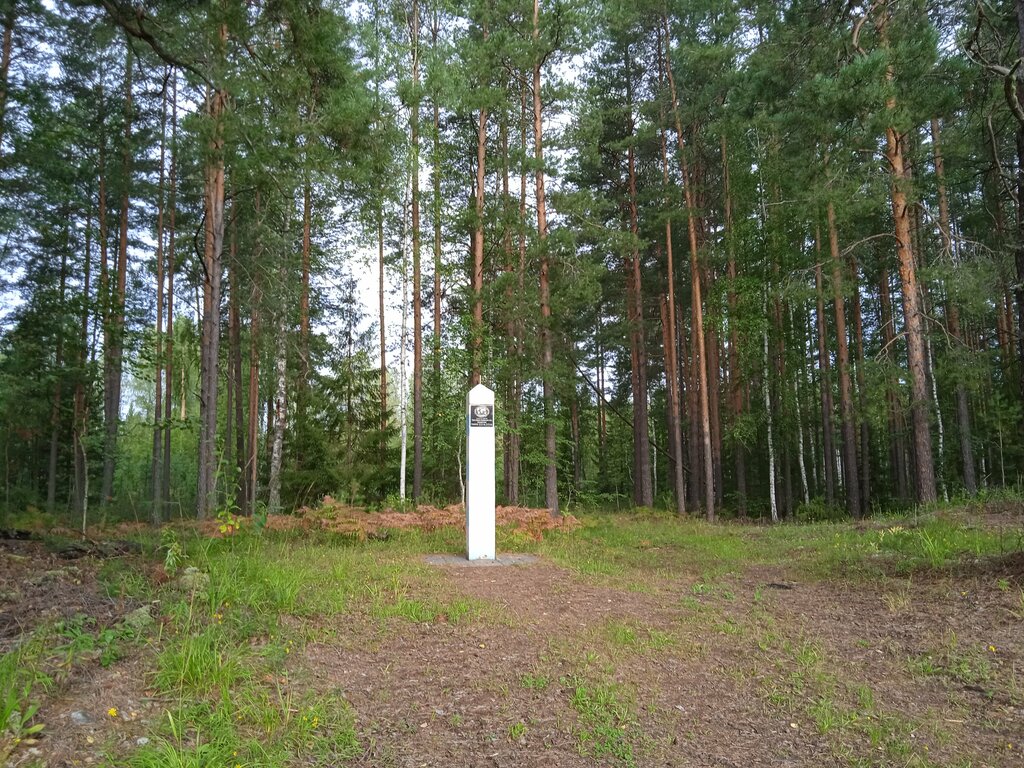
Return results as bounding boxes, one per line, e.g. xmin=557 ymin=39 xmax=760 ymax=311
xmin=423 ymin=553 xmax=540 ymax=567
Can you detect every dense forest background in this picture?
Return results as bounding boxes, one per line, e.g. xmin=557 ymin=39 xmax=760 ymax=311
xmin=0 ymin=0 xmax=1022 ymax=526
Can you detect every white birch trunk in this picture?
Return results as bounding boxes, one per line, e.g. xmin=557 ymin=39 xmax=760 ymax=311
xmin=267 ymin=318 xmax=287 ymax=514
xmin=398 ymin=183 xmax=411 ymax=502
xmin=925 ymin=333 xmax=947 ymax=502
xmin=791 ymin=308 xmax=810 ymax=506
xmin=763 ymin=312 xmax=778 ymax=523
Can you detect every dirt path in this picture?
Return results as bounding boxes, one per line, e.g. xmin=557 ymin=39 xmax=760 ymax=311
xmin=306 ymin=560 xmax=843 ymax=768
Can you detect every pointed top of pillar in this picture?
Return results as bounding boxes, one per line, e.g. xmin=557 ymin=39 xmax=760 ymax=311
xmin=468 ymin=383 xmax=494 ymax=405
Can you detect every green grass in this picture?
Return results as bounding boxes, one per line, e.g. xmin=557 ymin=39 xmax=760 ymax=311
xmin=601 ymin=619 xmax=674 ymax=654
xmin=564 ymin=674 xmax=642 ymax=767
xmin=125 ymin=691 xmax=359 ymax=768
xmin=748 ymin=625 xmax=943 ymax=765
xmin=520 ymin=671 xmax=551 ymax=690
xmin=115 ymin=527 xmax=497 ymax=764
xmin=532 ymin=507 xmax=1020 ymax=585
xmin=0 ymin=636 xmax=49 ymax=762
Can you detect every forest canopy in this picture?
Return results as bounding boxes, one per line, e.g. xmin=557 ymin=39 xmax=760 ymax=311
xmin=0 ymin=0 xmax=1021 ymax=526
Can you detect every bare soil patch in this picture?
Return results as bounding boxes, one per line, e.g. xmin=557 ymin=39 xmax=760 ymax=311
xmin=308 ymin=560 xmax=842 ymax=767
xmin=0 ymin=540 xmax=121 ymax=646
xmin=0 ymin=540 xmax=154 ymax=767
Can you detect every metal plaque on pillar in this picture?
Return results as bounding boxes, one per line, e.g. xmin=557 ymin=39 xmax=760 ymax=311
xmin=465 ymin=384 xmax=495 ymax=560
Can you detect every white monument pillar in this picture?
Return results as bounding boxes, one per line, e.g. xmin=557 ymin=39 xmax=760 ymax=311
xmin=466 ymin=384 xmax=496 ymax=560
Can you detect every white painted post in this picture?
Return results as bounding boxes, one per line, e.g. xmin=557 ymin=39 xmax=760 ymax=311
xmin=466 ymin=384 xmax=496 ymax=560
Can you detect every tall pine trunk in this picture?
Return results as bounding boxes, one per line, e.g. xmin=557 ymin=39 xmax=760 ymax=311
xmin=298 ymin=181 xmax=312 ymax=427
xmin=46 ymin=243 xmax=67 ymax=513
xmin=624 ymin=46 xmax=652 ymax=508
xmin=849 ymin=252 xmax=870 ymax=510
xmin=826 ymin=198 xmax=861 ymax=518
xmin=0 ymin=3 xmax=15 ymax=156
xmin=228 ymin=193 xmax=245 ymax=514
xmin=150 ymin=71 xmax=168 ymax=524
xmin=245 ymin=190 xmax=262 ymax=516
xmin=813 ymin=226 xmax=836 ymax=505
xmin=931 ymin=117 xmax=976 ymax=495
xmin=660 ymin=121 xmax=684 ymax=515
xmin=162 ymin=71 xmax=177 ymax=518
xmin=1015 ymin=0 xmax=1024 ymax=406
xmin=378 ymin=215 xmax=387 ymax=431
xmin=882 ymin=109 xmax=936 ymax=500
xmin=879 ymin=267 xmax=909 ymax=500
xmin=722 ymin=136 xmax=746 ymax=515
xmin=471 ymin=93 xmax=486 ymax=386
xmin=431 ymin=13 xmax=443 ymax=404
xmin=197 ymin=26 xmax=228 ymax=520
xmin=534 ymin=0 xmax=558 ymax=516
xmin=73 ymin=195 xmax=93 ymax=523
xmin=410 ymin=0 xmax=423 ymax=502
xmin=663 ymin=15 xmax=713 ymax=519
xmin=102 ymin=50 xmax=132 ymax=506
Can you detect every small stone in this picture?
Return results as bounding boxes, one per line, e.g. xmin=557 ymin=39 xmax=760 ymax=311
xmin=136 ymin=737 xmax=150 ymax=747
xmin=70 ymin=710 xmax=93 ymax=725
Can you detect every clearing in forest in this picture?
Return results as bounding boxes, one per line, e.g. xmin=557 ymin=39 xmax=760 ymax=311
xmin=1 ymin=501 xmax=1022 ymax=767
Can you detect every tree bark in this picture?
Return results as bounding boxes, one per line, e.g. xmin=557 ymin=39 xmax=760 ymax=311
xmin=763 ymin=300 xmax=778 ymax=523
xmin=46 ymin=242 xmax=68 ymax=513
xmin=878 ymin=267 xmax=909 ymax=500
xmin=224 ymin=199 xmax=235 ymax=505
xmin=791 ymin=307 xmax=810 ymax=506
xmin=245 ymin=190 xmax=262 ymax=516
xmin=151 ymin=71 xmax=168 ymax=524
xmin=162 ymin=70 xmax=177 ymax=518
xmin=431 ymin=13 xmax=442 ymax=400
xmin=410 ymin=0 xmax=423 ymax=502
xmin=659 ymin=128 xmax=684 ymax=518
xmin=298 ymin=181 xmax=312 ymax=421
xmin=471 ymin=95 xmax=486 ymax=386
xmin=931 ymin=117 xmax=976 ymax=495
xmin=570 ymin=393 xmax=582 ymax=490
xmin=813 ymin=226 xmax=836 ymax=505
xmin=849 ymin=253 xmax=870 ymax=511
xmin=501 ymin=113 xmax=521 ymax=504
xmin=706 ymin=300 xmax=723 ymax=507
xmin=267 ymin=312 xmax=287 ymax=515
xmin=102 ymin=49 xmax=132 ymax=506
xmin=826 ymin=198 xmax=861 ymax=518
xmin=663 ymin=15 xmax=713 ymax=520
xmin=197 ymin=25 xmax=228 ymax=520
xmin=0 ymin=3 xmax=14 ymax=157
xmin=229 ymin=193 xmax=245 ymax=514
xmin=624 ymin=45 xmax=652 ymax=509
xmin=681 ymin=301 xmax=699 ymax=511
xmin=884 ymin=135 xmax=936 ymax=500
xmin=722 ymin=136 xmax=745 ymax=515
xmin=378 ymin=214 xmax=387 ymax=432
xmin=73 ymin=193 xmax=93 ymax=522
xmin=534 ymin=0 xmax=558 ymax=516
xmin=508 ymin=86 xmax=530 ymax=505
xmin=1015 ymin=0 xmax=1024 ymax=406
xmin=866 ymin=4 xmax=936 ymax=504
